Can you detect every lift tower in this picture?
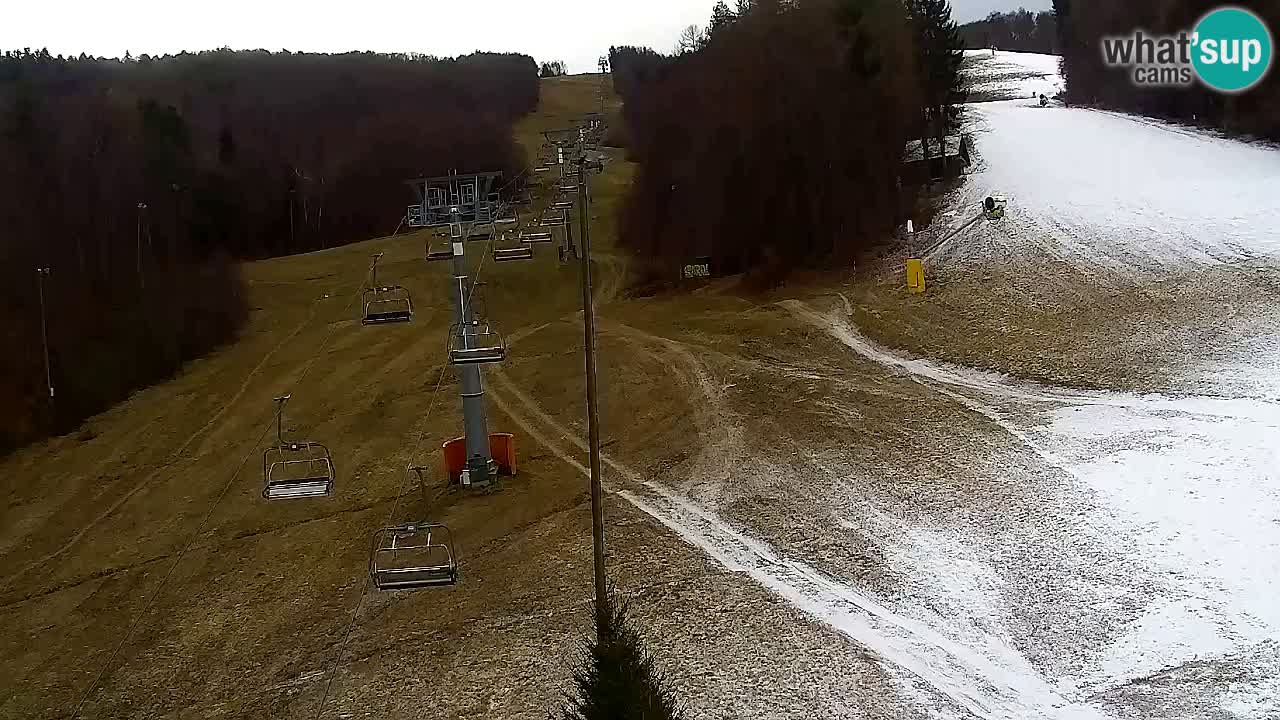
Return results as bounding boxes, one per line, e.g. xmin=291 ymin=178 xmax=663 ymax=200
xmin=406 ymin=171 xmax=509 ymax=486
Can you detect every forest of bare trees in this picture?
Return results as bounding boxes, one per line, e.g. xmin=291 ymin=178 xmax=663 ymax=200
xmin=958 ymin=8 xmax=1058 ymax=53
xmin=610 ymin=0 xmax=959 ymax=285
xmin=1055 ymin=1 xmax=1280 ymax=140
xmin=0 ymin=48 xmax=538 ymax=452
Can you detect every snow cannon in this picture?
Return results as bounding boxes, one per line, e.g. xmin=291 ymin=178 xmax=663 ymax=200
xmin=983 ymin=196 xmax=1007 ymax=221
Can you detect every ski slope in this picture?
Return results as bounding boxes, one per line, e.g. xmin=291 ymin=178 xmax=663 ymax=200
xmin=964 ymin=50 xmax=1065 ymax=101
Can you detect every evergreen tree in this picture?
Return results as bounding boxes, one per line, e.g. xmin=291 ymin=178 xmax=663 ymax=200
xmin=909 ymin=0 xmax=964 ymax=162
xmin=708 ymin=1 xmax=737 ymax=40
xmin=562 ymin=591 xmax=682 ymax=720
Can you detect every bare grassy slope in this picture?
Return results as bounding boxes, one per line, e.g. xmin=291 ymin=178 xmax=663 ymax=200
xmin=1 ymin=75 xmax=915 ymax=720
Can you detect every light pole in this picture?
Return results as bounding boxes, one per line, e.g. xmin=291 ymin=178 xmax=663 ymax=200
xmin=136 ymin=202 xmax=148 ymax=289
xmin=35 ymin=267 xmax=54 ymax=400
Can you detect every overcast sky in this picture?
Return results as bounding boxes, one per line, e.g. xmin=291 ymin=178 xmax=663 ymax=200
xmin=4 ymin=0 xmax=1053 ymax=75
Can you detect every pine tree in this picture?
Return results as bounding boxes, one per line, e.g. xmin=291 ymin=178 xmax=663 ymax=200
xmin=708 ymin=1 xmax=736 ymax=41
xmin=561 ymin=591 xmax=683 ymax=720
xmin=909 ymin=0 xmax=964 ymax=168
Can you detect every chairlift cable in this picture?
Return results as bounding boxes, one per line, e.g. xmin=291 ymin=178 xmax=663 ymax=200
xmin=312 ymin=323 xmax=458 ymax=720
xmin=313 ymin=202 xmax=507 ymax=718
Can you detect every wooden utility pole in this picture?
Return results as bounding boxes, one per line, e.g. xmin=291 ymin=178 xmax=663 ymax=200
xmin=577 ymin=157 xmax=608 ymax=628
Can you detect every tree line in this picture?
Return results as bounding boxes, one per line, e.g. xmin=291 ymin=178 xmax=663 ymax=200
xmin=1054 ymin=0 xmax=1280 ymax=140
xmin=610 ymin=0 xmax=963 ymax=286
xmin=958 ymin=8 xmax=1058 ymax=54
xmin=0 ymin=48 xmax=539 ymax=452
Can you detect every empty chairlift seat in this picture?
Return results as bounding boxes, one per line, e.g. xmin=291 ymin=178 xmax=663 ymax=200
xmin=369 ymin=523 xmax=458 ymax=590
xmin=492 ymin=241 xmax=534 ymax=262
xmin=448 ymin=321 xmax=505 ymax=365
xmin=520 ymin=231 xmax=554 ymax=244
xmin=361 ymin=253 xmax=413 ymax=324
xmin=262 ymin=395 xmax=334 ymax=500
xmin=551 ymin=200 xmax=574 ymax=211
xmin=362 ymin=286 xmax=413 ymax=324
xmin=426 ymin=241 xmax=454 ymax=262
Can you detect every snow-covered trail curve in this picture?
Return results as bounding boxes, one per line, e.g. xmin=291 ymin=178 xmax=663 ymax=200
xmin=489 ymin=349 xmax=1114 ymax=720
xmin=785 ymin=297 xmax=1280 ymax=718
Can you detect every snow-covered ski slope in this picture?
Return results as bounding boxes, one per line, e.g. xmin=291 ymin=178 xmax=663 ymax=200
xmin=956 ymin=102 xmax=1280 ymax=276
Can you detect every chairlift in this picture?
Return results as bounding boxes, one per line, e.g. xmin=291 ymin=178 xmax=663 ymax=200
xmin=520 ymin=231 xmax=554 ymax=244
xmin=541 ymin=214 xmax=567 ymax=227
xmin=493 ymin=244 xmax=534 ymax=262
xmin=551 ymin=200 xmax=574 ymax=211
xmin=369 ymin=522 xmax=458 ymax=590
xmin=362 ymin=253 xmax=413 ymax=324
xmin=448 ymin=320 xmax=506 ymax=365
xmin=262 ymin=395 xmax=334 ymax=500
xmin=426 ymin=236 xmax=455 ymax=262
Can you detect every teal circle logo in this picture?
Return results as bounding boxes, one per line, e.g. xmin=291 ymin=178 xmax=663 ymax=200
xmin=1192 ymin=7 xmax=1273 ymax=93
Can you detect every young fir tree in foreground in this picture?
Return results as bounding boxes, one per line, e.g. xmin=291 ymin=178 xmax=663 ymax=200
xmin=562 ymin=591 xmax=683 ymax=720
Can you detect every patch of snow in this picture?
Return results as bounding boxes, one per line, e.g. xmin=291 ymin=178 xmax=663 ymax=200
xmin=789 ymin=301 xmax=1280 ymax=718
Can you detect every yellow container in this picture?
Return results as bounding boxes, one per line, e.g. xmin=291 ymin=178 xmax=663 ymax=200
xmin=906 ymin=258 xmax=925 ymax=294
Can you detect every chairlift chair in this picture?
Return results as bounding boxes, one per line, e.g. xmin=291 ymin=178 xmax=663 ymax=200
xmin=426 ymin=234 xmax=455 ymax=262
xmin=448 ymin=320 xmax=506 ymax=365
xmin=369 ymin=522 xmax=458 ymax=590
xmin=493 ymin=244 xmax=534 ymax=262
xmin=520 ymin=231 xmax=554 ymax=244
xmin=361 ymin=253 xmax=413 ymax=324
xmin=551 ymin=200 xmax=574 ymax=211
xmin=262 ymin=395 xmax=334 ymax=500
